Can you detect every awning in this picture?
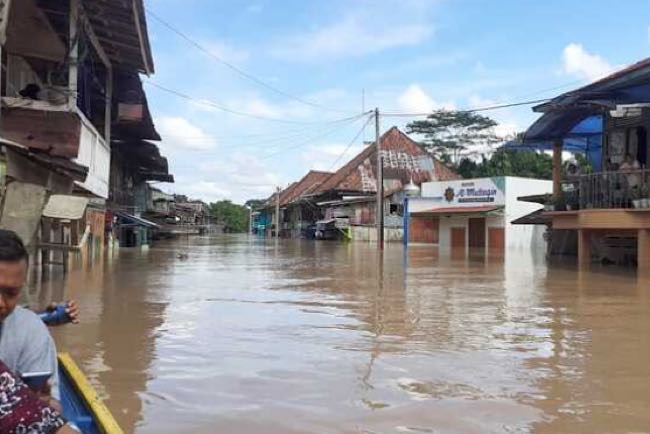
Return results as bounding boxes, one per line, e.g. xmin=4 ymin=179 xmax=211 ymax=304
xmin=115 ymin=211 xmax=159 ymax=228
xmin=2 ymin=139 xmax=89 ymax=182
xmin=505 ymin=114 xmax=604 ymax=170
xmin=511 ymin=209 xmax=551 ymax=225
xmin=413 ymin=205 xmax=503 ymax=215
xmin=42 ymin=195 xmax=89 ymax=220
xmin=517 ymin=194 xmax=551 ymax=205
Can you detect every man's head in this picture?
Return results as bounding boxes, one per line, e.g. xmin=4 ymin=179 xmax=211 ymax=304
xmin=0 ymin=230 xmax=28 ymax=320
xmin=625 ymin=153 xmax=634 ymax=163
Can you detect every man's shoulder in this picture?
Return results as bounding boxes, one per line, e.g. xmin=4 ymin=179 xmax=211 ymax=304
xmin=7 ymin=306 xmax=47 ymax=332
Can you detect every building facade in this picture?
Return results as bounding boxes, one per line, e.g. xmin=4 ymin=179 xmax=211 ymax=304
xmin=410 ymin=177 xmax=552 ymax=253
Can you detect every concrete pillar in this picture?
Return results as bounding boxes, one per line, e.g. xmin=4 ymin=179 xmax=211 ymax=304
xmin=578 ymin=229 xmax=591 ymax=267
xmin=637 ymin=229 xmax=650 ymax=275
xmin=552 ymin=140 xmax=563 ymax=203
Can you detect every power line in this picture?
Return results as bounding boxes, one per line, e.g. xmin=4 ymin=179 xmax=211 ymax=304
xmin=145 ymin=7 xmax=353 ymax=114
xmin=261 ymin=115 xmax=365 ymax=159
xmin=381 ymin=98 xmax=551 ymax=117
xmin=327 ymin=114 xmax=373 ymax=172
xmin=144 ymin=80 xmax=371 ymax=125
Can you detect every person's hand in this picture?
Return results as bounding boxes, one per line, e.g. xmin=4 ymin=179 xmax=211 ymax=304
xmin=65 ymin=300 xmax=79 ymax=324
xmin=45 ymin=300 xmax=79 ymax=325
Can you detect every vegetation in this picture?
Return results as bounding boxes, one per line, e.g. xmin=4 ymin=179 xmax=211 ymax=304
xmin=407 ymin=110 xmax=556 ymax=179
xmin=406 ymin=109 xmax=500 ymax=161
xmin=209 ymin=200 xmax=250 ymax=233
xmin=456 ymin=149 xmax=553 ymax=179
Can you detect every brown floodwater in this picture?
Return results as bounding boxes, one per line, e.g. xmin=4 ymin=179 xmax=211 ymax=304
xmin=35 ymin=235 xmax=650 ymax=433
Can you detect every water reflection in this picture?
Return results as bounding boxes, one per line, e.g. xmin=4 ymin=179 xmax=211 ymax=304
xmin=37 ymin=236 xmax=650 ymax=433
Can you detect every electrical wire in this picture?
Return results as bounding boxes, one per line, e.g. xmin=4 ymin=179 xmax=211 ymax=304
xmin=260 ymin=115 xmax=366 ymax=159
xmin=145 ymin=7 xmax=354 ymax=114
xmin=381 ymin=98 xmax=551 ymax=117
xmin=327 ymin=114 xmax=373 ymax=172
xmin=144 ymin=79 xmax=371 ymax=125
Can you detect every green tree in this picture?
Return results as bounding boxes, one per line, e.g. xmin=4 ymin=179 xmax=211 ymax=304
xmin=209 ymin=200 xmax=249 ymax=233
xmin=456 ymin=149 xmax=552 ymax=179
xmin=406 ymin=110 xmax=500 ymax=161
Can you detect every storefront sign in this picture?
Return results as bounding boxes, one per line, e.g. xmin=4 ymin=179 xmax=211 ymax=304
xmin=422 ymin=177 xmax=506 ymax=208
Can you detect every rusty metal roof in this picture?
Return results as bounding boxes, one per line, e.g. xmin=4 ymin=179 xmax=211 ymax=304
xmin=280 ymin=170 xmax=333 ymax=206
xmin=83 ymin=0 xmax=154 ymax=74
xmin=316 ymin=127 xmax=460 ymax=194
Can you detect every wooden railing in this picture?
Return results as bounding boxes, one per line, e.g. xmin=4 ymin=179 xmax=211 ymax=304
xmin=560 ymin=169 xmax=650 ymax=210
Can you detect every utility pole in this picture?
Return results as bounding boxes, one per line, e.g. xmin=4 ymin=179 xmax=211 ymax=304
xmin=275 ymin=186 xmax=280 ymax=239
xmin=248 ymin=205 xmax=253 ymax=235
xmin=375 ymin=107 xmax=383 ymax=250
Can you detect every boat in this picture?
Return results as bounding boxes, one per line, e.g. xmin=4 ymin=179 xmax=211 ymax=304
xmin=58 ymin=353 xmax=123 ymax=434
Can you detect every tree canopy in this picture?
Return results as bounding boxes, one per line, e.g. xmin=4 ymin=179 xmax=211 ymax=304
xmin=456 ymin=149 xmax=552 ymax=179
xmin=209 ymin=200 xmax=249 ymax=233
xmin=406 ymin=110 xmax=500 ymax=161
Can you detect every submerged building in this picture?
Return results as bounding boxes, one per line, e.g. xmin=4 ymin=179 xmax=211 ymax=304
xmin=409 ymin=177 xmax=552 ymax=253
xmin=513 ymin=57 xmax=650 ymax=270
xmin=261 ymin=127 xmax=459 ymax=241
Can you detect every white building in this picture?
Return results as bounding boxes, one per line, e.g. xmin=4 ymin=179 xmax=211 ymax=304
xmin=408 ymin=177 xmax=552 ymax=253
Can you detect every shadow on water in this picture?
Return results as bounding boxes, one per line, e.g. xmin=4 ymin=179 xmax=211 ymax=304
xmin=35 ymin=235 xmax=650 ymax=433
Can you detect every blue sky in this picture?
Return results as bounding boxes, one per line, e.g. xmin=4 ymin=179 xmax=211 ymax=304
xmin=144 ymin=0 xmax=650 ymax=203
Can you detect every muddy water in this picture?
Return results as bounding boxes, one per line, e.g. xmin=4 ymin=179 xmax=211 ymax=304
xmin=43 ymin=236 xmax=650 ymax=433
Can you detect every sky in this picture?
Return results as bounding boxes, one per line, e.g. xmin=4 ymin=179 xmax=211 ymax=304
xmin=144 ymin=0 xmax=650 ymax=204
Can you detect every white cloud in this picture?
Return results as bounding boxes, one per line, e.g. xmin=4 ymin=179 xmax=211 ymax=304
xmin=178 ymin=152 xmax=284 ymax=203
xmin=181 ymin=181 xmax=231 ymax=203
xmin=494 ymin=123 xmax=519 ymax=139
xmin=468 ymin=95 xmax=520 ymax=139
xmin=300 ymin=142 xmax=368 ymax=172
xmin=271 ymin=14 xmax=433 ymax=61
xmin=397 ymin=85 xmax=455 ymax=113
xmin=561 ymin=43 xmax=615 ymax=82
xmin=157 ymin=117 xmax=218 ymax=151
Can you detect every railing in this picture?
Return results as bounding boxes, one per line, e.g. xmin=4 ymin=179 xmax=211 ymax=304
xmin=560 ymin=169 xmax=650 ymax=210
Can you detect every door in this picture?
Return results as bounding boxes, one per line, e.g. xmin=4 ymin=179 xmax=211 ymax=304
xmin=409 ymin=216 xmax=439 ymax=243
xmin=488 ymin=227 xmax=505 ymax=250
xmin=468 ymin=218 xmax=486 ymax=248
xmin=451 ymin=227 xmax=466 ymax=248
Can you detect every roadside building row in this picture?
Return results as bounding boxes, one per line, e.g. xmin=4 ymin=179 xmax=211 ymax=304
xmin=0 ymin=0 xmax=176 ymax=265
xmin=254 ymin=126 xmax=461 ymax=242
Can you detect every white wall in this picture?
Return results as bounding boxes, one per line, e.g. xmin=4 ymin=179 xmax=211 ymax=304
xmin=408 ymin=197 xmax=444 ymax=213
xmin=504 ymin=177 xmax=552 ymax=251
xmin=75 ymin=112 xmax=110 ymax=198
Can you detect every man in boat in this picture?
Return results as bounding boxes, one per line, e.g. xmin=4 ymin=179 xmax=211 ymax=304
xmin=0 ymin=229 xmax=60 ymax=408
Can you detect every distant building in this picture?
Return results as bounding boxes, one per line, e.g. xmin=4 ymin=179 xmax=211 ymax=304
xmin=308 ymin=126 xmax=459 ymax=242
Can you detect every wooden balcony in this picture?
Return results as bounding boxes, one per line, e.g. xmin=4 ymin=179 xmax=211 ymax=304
xmin=544 ymin=170 xmax=650 ymax=272
xmin=1 ymin=98 xmax=110 ymax=198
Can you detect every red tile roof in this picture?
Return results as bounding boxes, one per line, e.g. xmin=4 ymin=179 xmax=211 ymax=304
xmin=315 ymin=126 xmax=459 ymax=194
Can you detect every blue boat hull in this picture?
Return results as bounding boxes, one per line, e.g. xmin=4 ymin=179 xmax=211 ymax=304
xmin=58 ymin=353 xmax=123 ymax=434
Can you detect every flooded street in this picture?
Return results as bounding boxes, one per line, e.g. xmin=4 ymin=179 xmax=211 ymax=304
xmin=43 ymin=236 xmax=650 ymax=433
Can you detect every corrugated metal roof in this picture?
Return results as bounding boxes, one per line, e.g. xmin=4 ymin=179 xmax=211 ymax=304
xmin=83 ymin=0 xmax=154 ymax=74
xmin=115 ymin=211 xmax=159 ymax=228
xmin=43 ymin=195 xmax=89 ymax=220
xmin=316 ymin=126 xmax=460 ymax=194
xmin=280 ymin=170 xmax=332 ymax=206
